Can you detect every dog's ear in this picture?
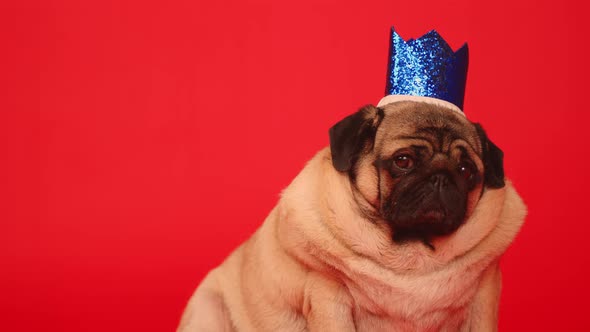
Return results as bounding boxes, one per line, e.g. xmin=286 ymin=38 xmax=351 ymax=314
xmin=474 ymin=123 xmax=505 ymax=188
xmin=329 ymin=105 xmax=384 ymax=172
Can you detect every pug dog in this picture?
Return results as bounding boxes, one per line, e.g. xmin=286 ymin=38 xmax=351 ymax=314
xmin=177 ymin=99 xmax=526 ymax=332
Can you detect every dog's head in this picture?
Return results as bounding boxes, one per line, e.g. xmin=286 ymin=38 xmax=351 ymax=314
xmin=329 ymin=102 xmax=504 ymax=247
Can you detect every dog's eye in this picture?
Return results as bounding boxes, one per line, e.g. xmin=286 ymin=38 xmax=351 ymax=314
xmin=458 ymin=162 xmax=475 ymax=180
xmin=394 ymin=154 xmax=414 ymax=170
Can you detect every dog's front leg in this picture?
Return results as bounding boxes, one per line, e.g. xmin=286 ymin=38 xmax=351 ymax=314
xmin=461 ymin=262 xmax=502 ymax=332
xmin=177 ymin=273 xmax=235 ymax=332
xmin=302 ymin=272 xmax=356 ymax=332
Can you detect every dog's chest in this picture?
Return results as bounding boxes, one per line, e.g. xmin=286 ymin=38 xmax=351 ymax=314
xmin=345 ymin=263 xmax=482 ymax=331
xmin=352 ymin=307 xmax=468 ymax=332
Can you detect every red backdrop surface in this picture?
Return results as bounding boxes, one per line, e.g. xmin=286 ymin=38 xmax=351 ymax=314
xmin=2 ymin=0 xmax=589 ymax=331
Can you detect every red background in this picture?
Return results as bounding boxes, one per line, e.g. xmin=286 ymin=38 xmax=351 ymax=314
xmin=2 ymin=0 xmax=589 ymax=331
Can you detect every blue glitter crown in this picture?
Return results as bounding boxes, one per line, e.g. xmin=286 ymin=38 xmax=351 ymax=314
xmin=385 ymin=27 xmax=469 ymax=110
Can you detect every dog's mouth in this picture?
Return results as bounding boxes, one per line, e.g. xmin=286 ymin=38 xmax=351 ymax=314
xmin=420 ymin=209 xmax=446 ymax=223
xmin=391 ymin=208 xmax=462 ymax=240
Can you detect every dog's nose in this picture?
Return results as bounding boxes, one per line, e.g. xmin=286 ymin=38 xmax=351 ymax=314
xmin=430 ymin=173 xmax=450 ymax=190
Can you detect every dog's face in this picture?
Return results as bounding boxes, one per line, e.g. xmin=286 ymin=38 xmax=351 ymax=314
xmin=329 ymin=101 xmax=505 ymax=247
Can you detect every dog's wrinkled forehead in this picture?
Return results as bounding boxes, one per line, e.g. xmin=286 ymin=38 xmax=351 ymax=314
xmin=375 ymin=101 xmax=482 ymax=156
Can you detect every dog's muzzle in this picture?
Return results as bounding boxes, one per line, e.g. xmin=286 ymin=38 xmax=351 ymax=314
xmin=389 ymin=172 xmax=467 ymax=242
